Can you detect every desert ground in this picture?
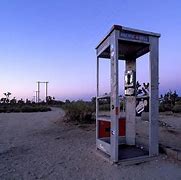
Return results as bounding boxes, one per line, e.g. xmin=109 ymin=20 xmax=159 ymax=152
xmin=0 ymin=108 xmax=181 ymax=180
xmin=136 ymin=112 xmax=181 ymax=151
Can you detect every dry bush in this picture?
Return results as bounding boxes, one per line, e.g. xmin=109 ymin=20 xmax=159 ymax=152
xmin=0 ymin=104 xmax=51 ymax=113
xmin=172 ymin=105 xmax=181 ymax=113
xmin=62 ymin=100 xmax=95 ymax=124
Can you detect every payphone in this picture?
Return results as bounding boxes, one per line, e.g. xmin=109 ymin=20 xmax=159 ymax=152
xmin=125 ymin=70 xmax=136 ymax=96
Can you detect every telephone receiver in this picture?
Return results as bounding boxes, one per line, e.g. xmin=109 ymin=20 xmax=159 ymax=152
xmin=125 ymin=71 xmax=134 ymax=86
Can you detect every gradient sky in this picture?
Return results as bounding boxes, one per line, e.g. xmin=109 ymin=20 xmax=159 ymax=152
xmin=0 ymin=0 xmax=181 ymax=101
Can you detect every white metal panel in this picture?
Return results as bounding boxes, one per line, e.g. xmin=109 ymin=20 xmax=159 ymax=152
xmin=97 ymin=139 xmax=111 ymax=155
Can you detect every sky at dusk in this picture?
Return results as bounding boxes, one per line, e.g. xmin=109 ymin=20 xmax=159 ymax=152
xmin=0 ymin=0 xmax=181 ymax=101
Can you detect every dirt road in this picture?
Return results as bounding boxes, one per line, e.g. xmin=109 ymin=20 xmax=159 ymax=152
xmin=0 ymin=108 xmax=181 ymax=180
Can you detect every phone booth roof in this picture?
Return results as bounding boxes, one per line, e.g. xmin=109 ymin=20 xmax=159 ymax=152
xmin=96 ymin=25 xmax=160 ymax=60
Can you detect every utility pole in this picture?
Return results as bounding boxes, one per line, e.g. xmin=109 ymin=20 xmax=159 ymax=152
xmin=37 ymin=81 xmax=40 ymax=103
xmin=45 ymin=82 xmax=48 ymax=102
xmin=36 ymin=81 xmax=48 ymax=103
xmin=35 ymin=90 xmax=39 ymax=103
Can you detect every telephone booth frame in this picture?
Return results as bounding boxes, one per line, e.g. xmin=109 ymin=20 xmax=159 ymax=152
xmin=95 ymin=25 xmax=160 ymax=163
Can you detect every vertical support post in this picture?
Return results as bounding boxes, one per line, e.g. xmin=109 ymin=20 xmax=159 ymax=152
xmin=96 ymin=57 xmax=99 ymax=145
xmin=110 ymin=30 xmax=119 ymax=162
xmin=37 ymin=81 xmax=40 ymax=103
xmin=149 ymin=37 xmax=159 ymax=156
xmin=45 ymin=82 xmax=48 ymax=102
xmin=35 ymin=91 xmax=38 ymax=103
xmin=125 ymin=60 xmax=136 ymax=145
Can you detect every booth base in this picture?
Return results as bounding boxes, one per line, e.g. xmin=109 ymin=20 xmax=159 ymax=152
xmin=118 ymin=144 xmax=148 ymax=160
xmin=96 ymin=144 xmax=152 ymax=165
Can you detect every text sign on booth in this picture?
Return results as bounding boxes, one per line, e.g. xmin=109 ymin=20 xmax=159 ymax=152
xmin=120 ymin=31 xmax=149 ymax=43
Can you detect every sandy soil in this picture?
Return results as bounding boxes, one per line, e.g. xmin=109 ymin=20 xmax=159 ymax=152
xmin=0 ymin=108 xmax=181 ymax=180
xmin=136 ymin=112 xmax=181 ymax=150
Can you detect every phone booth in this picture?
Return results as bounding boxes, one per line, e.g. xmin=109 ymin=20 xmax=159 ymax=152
xmin=95 ymin=25 xmax=160 ymax=163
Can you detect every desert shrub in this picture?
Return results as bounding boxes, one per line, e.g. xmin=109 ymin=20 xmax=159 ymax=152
xmin=21 ymin=105 xmax=51 ymax=113
xmin=99 ymin=104 xmax=110 ymax=111
xmin=159 ymin=103 xmax=166 ymax=112
xmin=164 ymin=104 xmax=172 ymax=111
xmin=0 ymin=104 xmax=51 ymax=113
xmin=159 ymin=103 xmax=172 ymax=112
xmin=39 ymin=106 xmax=51 ymax=112
xmin=99 ymin=101 xmax=125 ymax=111
xmin=159 ymin=101 xmax=177 ymax=112
xmin=62 ymin=100 xmax=95 ymax=124
xmin=0 ymin=107 xmax=6 ymax=113
xmin=98 ymin=98 xmax=110 ymax=111
xmin=159 ymin=90 xmax=180 ymax=112
xmin=172 ymin=105 xmax=181 ymax=113
xmin=175 ymin=101 xmax=181 ymax=105
xmin=11 ymin=107 xmax=21 ymax=112
xmin=21 ymin=105 xmax=36 ymax=112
